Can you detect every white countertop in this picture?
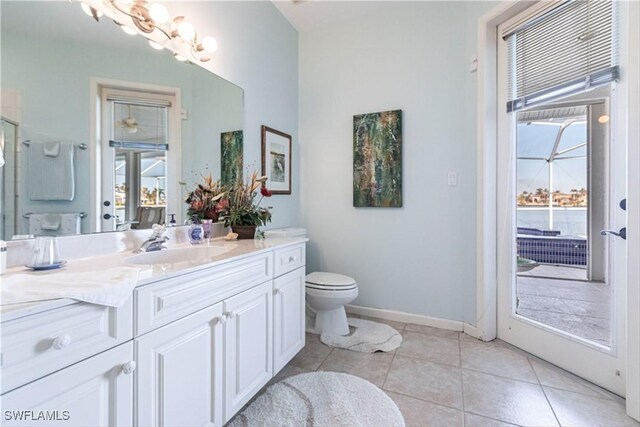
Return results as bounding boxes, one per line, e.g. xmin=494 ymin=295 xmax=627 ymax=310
xmin=0 ymin=236 xmax=308 ymax=322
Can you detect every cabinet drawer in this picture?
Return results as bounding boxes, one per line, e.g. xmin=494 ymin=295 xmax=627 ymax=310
xmin=273 ymin=244 xmax=305 ymax=277
xmin=0 ymin=300 xmax=133 ymax=394
xmin=135 ymin=252 xmax=273 ymax=336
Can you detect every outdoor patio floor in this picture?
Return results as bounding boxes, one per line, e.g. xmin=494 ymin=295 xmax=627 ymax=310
xmin=517 ymin=265 xmax=610 ymax=346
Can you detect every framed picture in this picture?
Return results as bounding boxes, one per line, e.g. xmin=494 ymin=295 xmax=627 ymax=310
xmin=353 ymin=109 xmax=402 ymax=207
xmin=261 ymin=125 xmax=292 ymax=194
xmin=221 ymin=130 xmax=243 ymax=186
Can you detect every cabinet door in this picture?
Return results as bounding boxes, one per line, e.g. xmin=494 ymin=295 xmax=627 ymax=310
xmin=224 ymin=281 xmax=272 ymax=421
xmin=1 ymin=342 xmax=134 ymax=427
xmin=273 ymin=267 xmax=306 ymax=373
xmin=135 ymin=302 xmax=224 ymax=427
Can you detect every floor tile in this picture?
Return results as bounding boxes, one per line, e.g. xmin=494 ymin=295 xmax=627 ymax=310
xmin=460 ymin=335 xmax=539 ymax=383
xmin=384 ymin=355 xmax=463 ymax=409
xmin=318 ymin=348 xmax=393 ymax=387
xmin=530 ymin=359 xmax=612 ymax=399
xmin=356 ymin=315 xmax=406 ymax=333
xmin=544 ymin=387 xmax=639 ymax=427
xmin=386 ymin=391 xmax=463 ymax=427
xmin=289 ymin=332 xmax=332 ymax=371
xmin=397 ymin=331 xmax=461 ymax=367
xmin=404 ymin=323 xmax=461 ymax=340
xmin=462 ymin=370 xmax=558 ymax=427
xmin=268 ymin=364 xmax=309 ymax=386
xmin=464 ymin=412 xmax=519 ymax=426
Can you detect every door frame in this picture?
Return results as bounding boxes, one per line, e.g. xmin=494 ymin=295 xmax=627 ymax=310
xmin=89 ymin=78 xmax=182 ymax=233
xmin=476 ymin=0 xmax=639 ymax=418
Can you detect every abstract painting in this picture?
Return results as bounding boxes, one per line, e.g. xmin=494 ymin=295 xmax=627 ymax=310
xmin=261 ymin=125 xmax=292 ymax=194
xmin=221 ymin=130 xmax=243 ymax=186
xmin=353 ymin=109 xmax=402 ymax=207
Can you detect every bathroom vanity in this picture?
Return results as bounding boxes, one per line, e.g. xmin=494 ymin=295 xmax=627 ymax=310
xmin=0 ymin=238 xmax=306 ymax=426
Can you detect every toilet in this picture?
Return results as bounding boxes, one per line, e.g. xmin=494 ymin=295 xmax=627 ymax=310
xmin=305 ymin=272 xmax=359 ymax=336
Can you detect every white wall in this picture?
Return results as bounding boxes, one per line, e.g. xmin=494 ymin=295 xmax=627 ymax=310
xmin=300 ymin=1 xmax=495 ymax=324
xmin=165 ymin=1 xmax=300 ymax=229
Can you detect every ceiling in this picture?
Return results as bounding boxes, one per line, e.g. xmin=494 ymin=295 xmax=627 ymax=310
xmin=1 ymin=1 xmax=151 ymax=53
xmin=272 ymin=1 xmax=393 ymax=33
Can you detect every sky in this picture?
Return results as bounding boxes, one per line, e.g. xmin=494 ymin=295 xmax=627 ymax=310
xmin=516 ymin=121 xmax=587 ymax=194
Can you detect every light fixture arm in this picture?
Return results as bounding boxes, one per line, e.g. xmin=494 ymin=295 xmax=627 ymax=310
xmin=78 ymin=0 xmax=218 ymax=63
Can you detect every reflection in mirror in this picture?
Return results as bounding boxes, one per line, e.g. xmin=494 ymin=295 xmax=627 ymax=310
xmin=0 ymin=1 xmax=243 ymax=238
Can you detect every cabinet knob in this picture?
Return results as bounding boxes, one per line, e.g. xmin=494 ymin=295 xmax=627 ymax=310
xmin=274 ymin=288 xmax=282 ymax=295
xmin=122 ymin=361 xmax=137 ymax=375
xmin=226 ymin=311 xmax=235 ymax=319
xmin=52 ymin=334 xmax=72 ymax=350
xmin=218 ymin=314 xmax=227 ymax=324
xmin=289 ymin=256 xmax=296 ymax=262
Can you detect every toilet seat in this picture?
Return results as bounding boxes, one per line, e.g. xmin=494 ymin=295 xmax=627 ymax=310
xmin=305 ymin=272 xmax=357 ymax=291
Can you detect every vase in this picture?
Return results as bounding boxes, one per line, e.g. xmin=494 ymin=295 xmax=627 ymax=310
xmin=232 ymin=225 xmax=256 ymax=239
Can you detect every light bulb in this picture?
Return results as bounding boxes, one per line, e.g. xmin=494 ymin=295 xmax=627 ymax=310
xmin=120 ymin=25 xmax=137 ymax=35
xmin=201 ymin=36 xmax=218 ymax=53
xmin=148 ymin=3 xmax=170 ymax=24
xmin=148 ymin=40 xmax=165 ymax=50
xmin=81 ymin=3 xmax=103 ymax=18
xmin=174 ymin=53 xmax=188 ymax=62
xmin=598 ymin=115 xmax=610 ymax=124
xmin=177 ymin=21 xmax=196 ymax=42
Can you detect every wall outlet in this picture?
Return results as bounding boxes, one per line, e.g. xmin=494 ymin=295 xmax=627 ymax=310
xmin=448 ymin=171 xmax=458 ymax=186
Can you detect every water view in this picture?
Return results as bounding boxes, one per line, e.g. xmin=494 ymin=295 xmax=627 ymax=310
xmin=517 ymin=207 xmax=587 ymax=236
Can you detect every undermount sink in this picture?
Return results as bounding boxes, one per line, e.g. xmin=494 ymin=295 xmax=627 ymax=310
xmin=127 ymin=245 xmax=231 ymax=265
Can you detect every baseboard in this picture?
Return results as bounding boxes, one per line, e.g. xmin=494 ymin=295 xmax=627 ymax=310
xmin=346 ymin=304 xmax=482 ymax=337
xmin=463 ymin=322 xmax=481 ymax=339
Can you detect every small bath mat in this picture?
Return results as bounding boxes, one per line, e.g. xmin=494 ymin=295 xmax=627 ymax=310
xmin=320 ymin=317 xmax=402 ymax=353
xmin=228 ymin=372 xmax=405 ymax=427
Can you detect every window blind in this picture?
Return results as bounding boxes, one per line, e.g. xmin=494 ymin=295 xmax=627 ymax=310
xmin=505 ymin=0 xmax=618 ymax=112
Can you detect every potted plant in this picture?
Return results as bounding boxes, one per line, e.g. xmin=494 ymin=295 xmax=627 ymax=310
xmin=184 ymin=173 xmax=227 ymax=222
xmin=222 ymin=170 xmax=273 ymax=239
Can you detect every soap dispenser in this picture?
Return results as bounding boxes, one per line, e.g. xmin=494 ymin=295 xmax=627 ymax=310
xmin=188 ymin=215 xmax=204 ymax=244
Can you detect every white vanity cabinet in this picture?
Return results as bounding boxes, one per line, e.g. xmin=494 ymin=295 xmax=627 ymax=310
xmin=0 ymin=240 xmax=307 ymax=427
xmin=1 ymin=342 xmax=135 ymax=427
xmin=223 ymin=281 xmax=273 ymax=420
xmin=273 ymin=266 xmax=306 ymax=373
xmin=135 ymin=302 xmax=224 ymax=427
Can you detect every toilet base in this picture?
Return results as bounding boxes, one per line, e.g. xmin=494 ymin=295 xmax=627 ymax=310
xmin=306 ymin=304 xmax=350 ymax=336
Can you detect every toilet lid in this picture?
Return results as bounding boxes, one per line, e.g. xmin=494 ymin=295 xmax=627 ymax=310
xmin=305 ymin=272 xmax=357 ymax=290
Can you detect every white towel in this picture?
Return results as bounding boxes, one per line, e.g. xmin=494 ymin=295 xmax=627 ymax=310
xmin=28 ymin=141 xmax=75 ymax=201
xmin=0 ymin=267 xmax=140 ymax=307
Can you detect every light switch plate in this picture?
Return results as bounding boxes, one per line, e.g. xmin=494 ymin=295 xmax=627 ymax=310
xmin=448 ymin=172 xmax=458 ymax=186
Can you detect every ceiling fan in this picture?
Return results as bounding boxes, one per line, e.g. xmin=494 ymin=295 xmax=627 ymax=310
xmin=116 ymin=106 xmax=140 ymax=134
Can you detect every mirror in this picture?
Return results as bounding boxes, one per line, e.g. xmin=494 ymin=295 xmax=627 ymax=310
xmin=0 ymin=1 xmax=243 ymax=239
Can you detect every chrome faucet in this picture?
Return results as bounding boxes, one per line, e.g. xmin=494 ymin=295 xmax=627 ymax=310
xmin=134 ymin=224 xmax=169 ymax=253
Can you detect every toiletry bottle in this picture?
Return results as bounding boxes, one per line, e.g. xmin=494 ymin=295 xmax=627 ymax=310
xmin=168 ymin=214 xmax=177 ymax=227
xmin=188 ymin=215 xmax=204 ymax=244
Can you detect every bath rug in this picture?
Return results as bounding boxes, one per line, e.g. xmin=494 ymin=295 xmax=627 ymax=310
xmin=228 ymin=372 xmax=405 ymax=427
xmin=320 ymin=317 xmax=402 ymax=353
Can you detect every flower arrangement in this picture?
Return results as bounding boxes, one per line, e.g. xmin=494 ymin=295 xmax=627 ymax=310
xmin=184 ymin=173 xmax=227 ymax=222
xmin=222 ymin=170 xmax=273 ymax=238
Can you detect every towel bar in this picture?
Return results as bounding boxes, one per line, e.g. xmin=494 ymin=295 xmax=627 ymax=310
xmin=23 ymin=212 xmax=87 ymax=219
xmin=22 ymin=141 xmax=88 ymax=150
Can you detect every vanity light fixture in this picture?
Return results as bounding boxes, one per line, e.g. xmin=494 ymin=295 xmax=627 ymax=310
xmin=79 ymin=0 xmax=218 ymax=62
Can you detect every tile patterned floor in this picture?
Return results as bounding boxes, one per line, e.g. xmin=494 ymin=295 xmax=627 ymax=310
xmin=276 ymin=315 xmax=639 ymax=427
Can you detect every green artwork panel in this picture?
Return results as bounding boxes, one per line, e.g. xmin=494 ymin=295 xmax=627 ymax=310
xmin=353 ymin=110 xmax=402 ymax=207
xmin=221 ymin=130 xmax=243 ymax=186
